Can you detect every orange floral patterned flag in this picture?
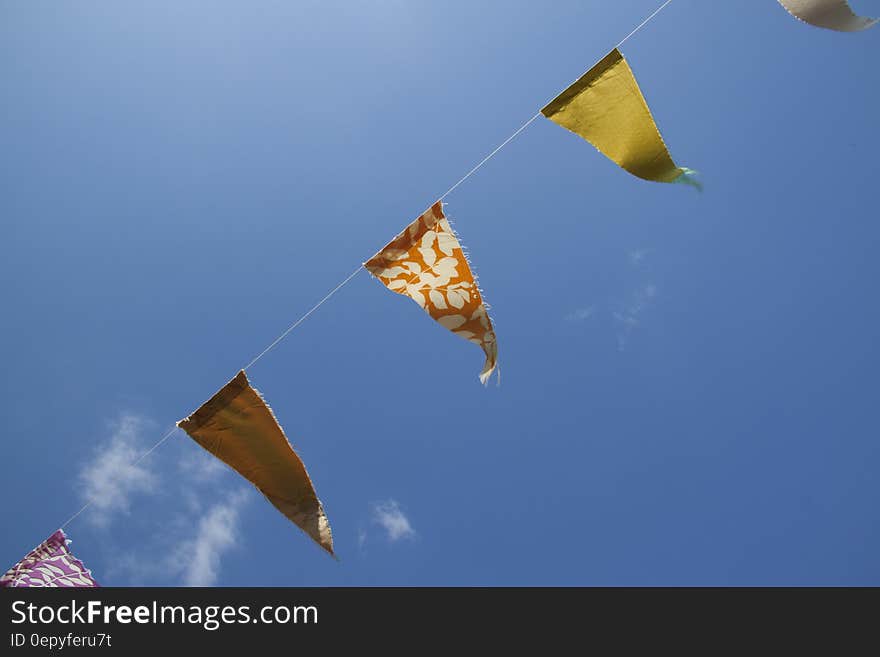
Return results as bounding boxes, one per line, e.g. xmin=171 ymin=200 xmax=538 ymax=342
xmin=365 ymin=202 xmax=498 ymax=384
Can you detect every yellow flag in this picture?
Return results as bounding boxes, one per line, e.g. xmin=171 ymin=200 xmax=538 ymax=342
xmin=542 ymin=48 xmax=694 ymax=185
xmin=178 ymin=371 xmax=334 ymax=556
xmin=365 ymin=202 xmax=498 ymax=384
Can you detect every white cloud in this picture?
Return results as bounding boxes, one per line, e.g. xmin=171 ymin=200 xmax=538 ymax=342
xmin=77 ymin=414 xmax=158 ymax=527
xmin=370 ymin=500 xmax=416 ymax=543
xmin=175 ymin=489 xmax=250 ymax=587
xmin=106 ymin=488 xmax=250 ymax=586
xmin=614 ymin=284 xmax=658 ymax=351
xmin=629 ymin=248 xmax=650 ymax=266
xmin=177 ymin=447 xmax=229 ymax=483
xmin=77 ymin=413 xmax=250 ymax=586
xmin=565 ymin=306 xmax=595 ymax=322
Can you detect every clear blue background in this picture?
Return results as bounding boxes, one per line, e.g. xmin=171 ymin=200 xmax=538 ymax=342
xmin=2 ymin=0 xmax=878 ymax=585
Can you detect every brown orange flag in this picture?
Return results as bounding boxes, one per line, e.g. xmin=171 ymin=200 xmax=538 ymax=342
xmin=365 ymin=202 xmax=498 ymax=384
xmin=178 ymin=370 xmax=334 ymax=556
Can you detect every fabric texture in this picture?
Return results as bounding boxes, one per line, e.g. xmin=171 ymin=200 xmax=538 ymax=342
xmin=1 ymin=529 xmax=99 ymax=587
xmin=542 ymin=48 xmax=690 ymax=184
xmin=778 ymin=0 xmax=877 ymax=31
xmin=178 ymin=370 xmax=334 ymax=556
xmin=364 ymin=202 xmax=498 ymax=384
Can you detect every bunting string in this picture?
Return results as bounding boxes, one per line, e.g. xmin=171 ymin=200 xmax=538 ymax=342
xmin=58 ymin=425 xmax=181 ymax=531
xmin=439 ymin=0 xmax=675 ymax=202
xmin=49 ymin=0 xmax=680 ymax=538
xmin=241 ymin=265 xmax=366 ymax=372
xmin=246 ymin=0 xmax=680 ymax=375
xmin=2 ymin=0 xmax=869 ymax=582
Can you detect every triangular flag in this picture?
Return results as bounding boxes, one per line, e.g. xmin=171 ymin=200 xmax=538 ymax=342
xmin=178 ymin=371 xmax=334 ymax=556
xmin=542 ymin=48 xmax=696 ymax=186
xmin=778 ymin=0 xmax=877 ymax=32
xmin=365 ymin=202 xmax=498 ymax=384
xmin=1 ymin=529 xmax=99 ymax=587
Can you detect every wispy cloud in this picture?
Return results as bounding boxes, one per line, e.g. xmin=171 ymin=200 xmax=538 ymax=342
xmin=175 ymin=489 xmax=250 ymax=587
xmin=108 ymin=487 xmax=251 ymax=586
xmin=564 ymin=306 xmax=595 ymax=322
xmin=628 ymin=248 xmax=650 ymax=266
xmin=370 ymin=499 xmax=416 ymax=543
xmin=614 ymin=283 xmax=657 ymax=351
xmin=78 ymin=412 xmax=248 ymax=586
xmin=567 ymin=251 xmax=660 ymax=348
xmin=77 ymin=414 xmax=158 ymax=527
xmin=177 ymin=446 xmax=229 ymax=483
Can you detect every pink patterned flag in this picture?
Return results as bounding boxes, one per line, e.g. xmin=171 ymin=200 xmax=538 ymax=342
xmin=1 ymin=529 xmax=99 ymax=587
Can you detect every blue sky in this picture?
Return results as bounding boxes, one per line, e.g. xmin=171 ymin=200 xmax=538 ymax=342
xmin=2 ymin=0 xmax=879 ymax=586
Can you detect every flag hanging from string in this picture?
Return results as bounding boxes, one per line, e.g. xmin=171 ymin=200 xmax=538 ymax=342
xmin=542 ymin=48 xmax=698 ymax=188
xmin=1 ymin=529 xmax=99 ymax=587
xmin=778 ymin=0 xmax=877 ymax=31
xmin=365 ymin=202 xmax=498 ymax=384
xmin=178 ymin=370 xmax=334 ymax=556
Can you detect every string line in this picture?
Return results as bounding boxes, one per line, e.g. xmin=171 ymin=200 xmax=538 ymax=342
xmin=59 ymin=426 xmax=180 ymax=530
xmin=616 ymin=0 xmax=674 ymax=49
xmin=437 ymin=0 xmax=675 ymax=204
xmin=242 ymin=265 xmax=365 ymax=371
xmin=55 ymin=0 xmax=674 ymax=531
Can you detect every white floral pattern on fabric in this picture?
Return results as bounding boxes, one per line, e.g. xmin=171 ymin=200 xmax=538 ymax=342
xmin=365 ymin=202 xmax=498 ymax=383
xmin=1 ymin=529 xmax=99 ymax=587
